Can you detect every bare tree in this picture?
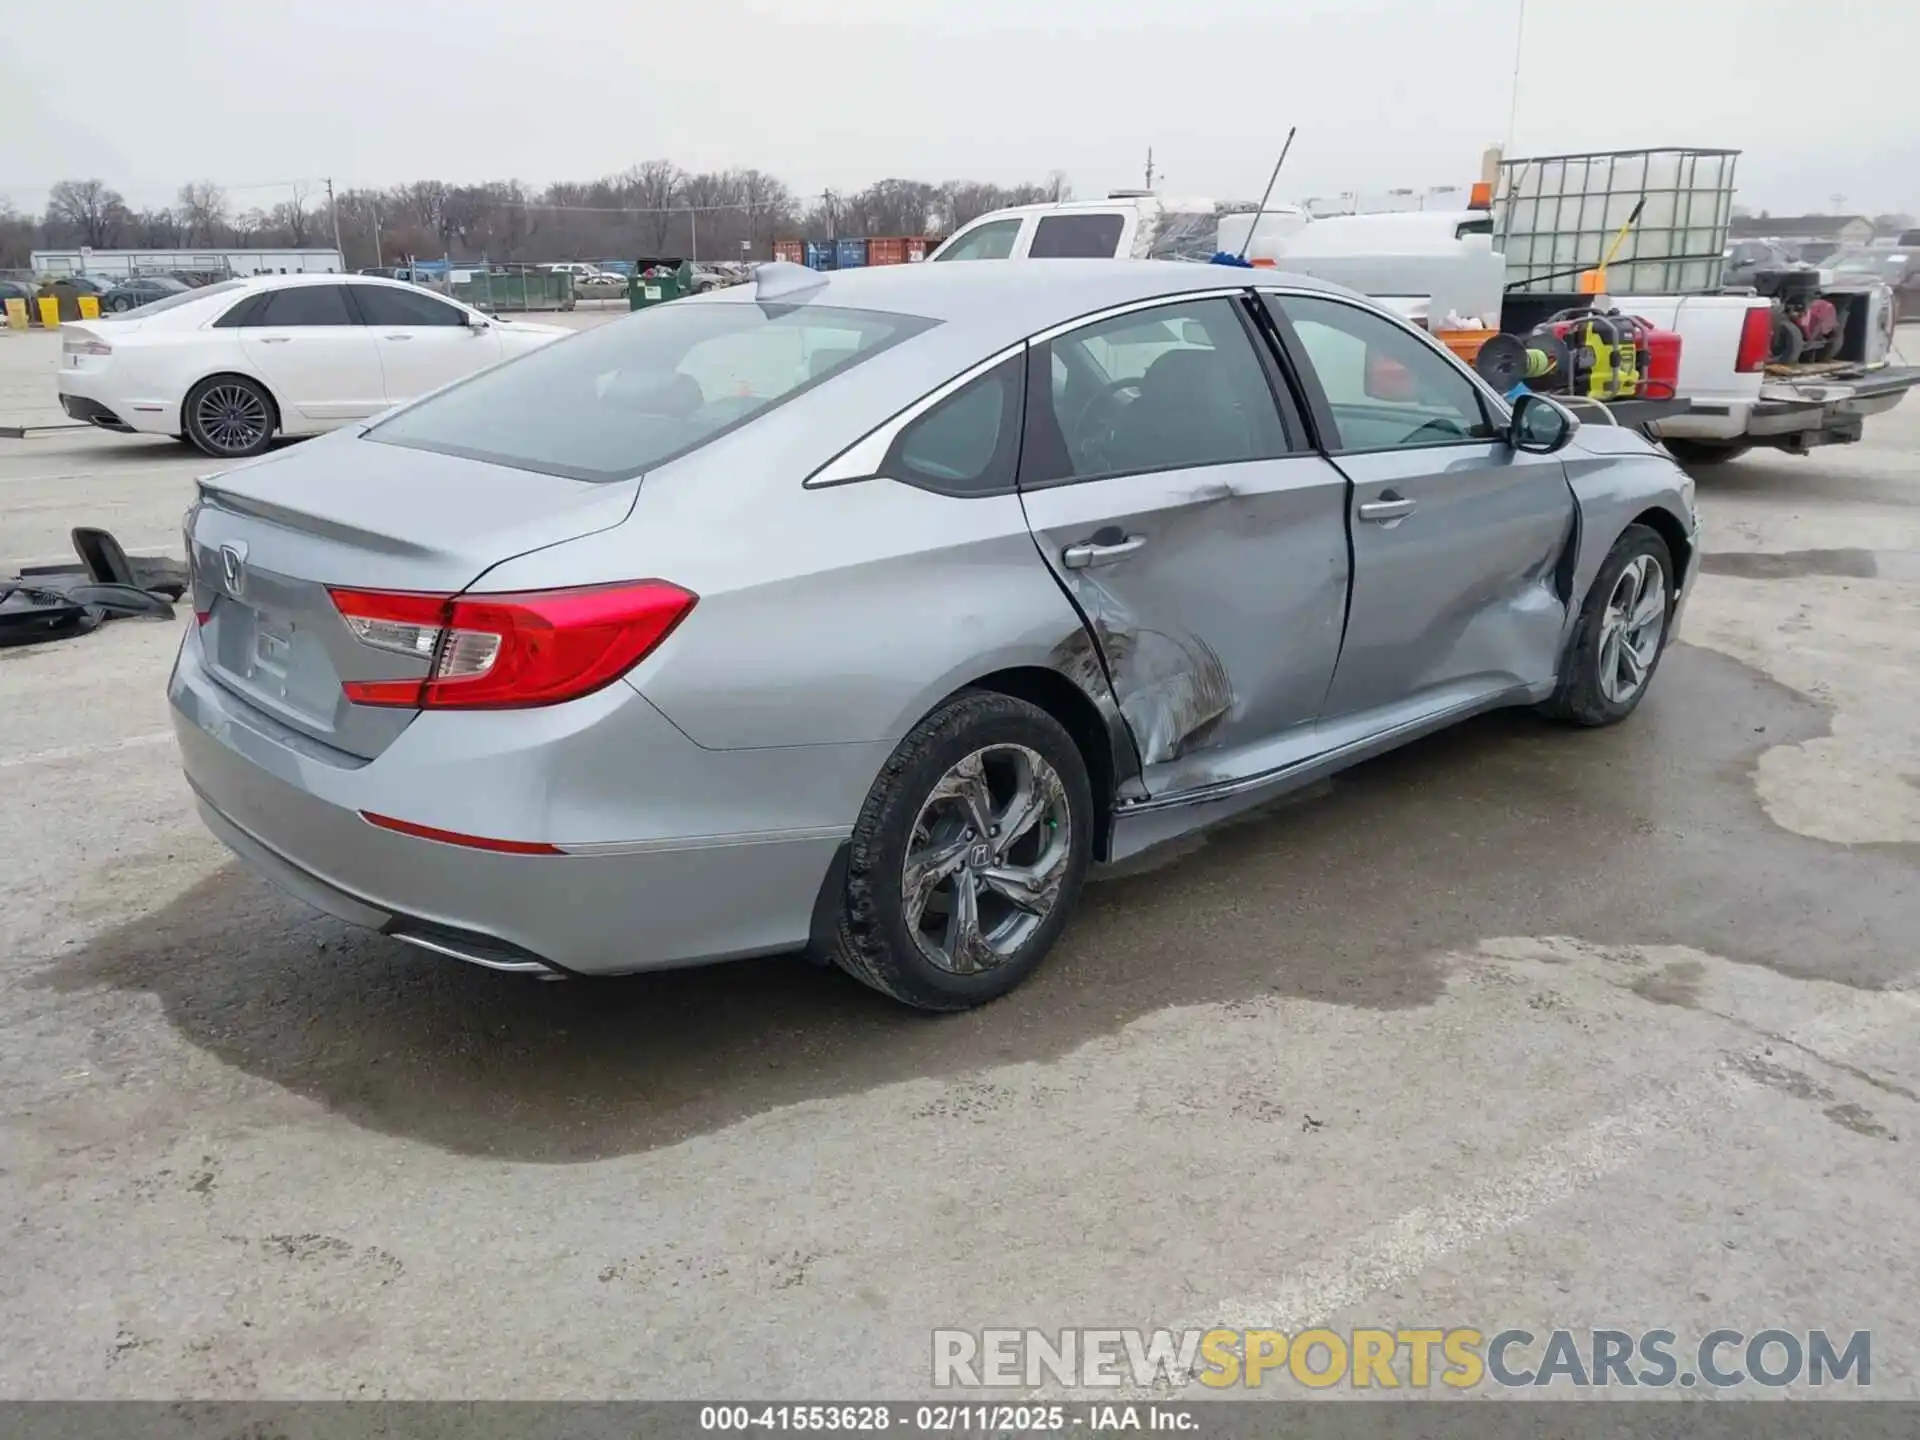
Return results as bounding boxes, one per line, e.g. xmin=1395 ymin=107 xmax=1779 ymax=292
xmin=626 ymin=160 xmax=680 ymax=254
xmin=176 ymin=181 xmax=229 ymax=244
xmin=128 ymin=207 xmax=182 ymax=248
xmin=24 ymin=162 xmax=1076 ymax=270
xmin=738 ymin=169 xmax=798 ymax=258
xmin=271 ymin=184 xmax=313 ymax=246
xmin=0 ymin=202 xmax=33 ymax=268
xmin=46 ymin=179 xmax=127 ymax=248
xmin=230 ymin=208 xmax=270 ymax=245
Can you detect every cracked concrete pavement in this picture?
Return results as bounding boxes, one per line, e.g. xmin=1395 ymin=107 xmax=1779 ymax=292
xmin=1 ymin=322 xmax=1917 ymax=1399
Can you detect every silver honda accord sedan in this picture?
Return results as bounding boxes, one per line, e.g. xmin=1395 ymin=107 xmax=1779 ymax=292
xmin=171 ymin=258 xmax=1698 ymax=1010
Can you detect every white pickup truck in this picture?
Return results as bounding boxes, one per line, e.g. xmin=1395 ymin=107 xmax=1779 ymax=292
xmin=931 ymin=199 xmax=1920 ymax=464
xmin=1616 ymin=291 xmax=1919 ymax=465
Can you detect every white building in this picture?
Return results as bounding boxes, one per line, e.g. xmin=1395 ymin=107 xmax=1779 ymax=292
xmin=29 ymin=248 xmax=344 ymax=279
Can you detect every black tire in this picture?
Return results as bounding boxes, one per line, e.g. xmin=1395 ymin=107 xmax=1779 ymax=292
xmin=1539 ymin=524 xmax=1677 ymax=728
xmin=110 ymin=296 xmax=134 ymax=312
xmin=1770 ymin=312 xmax=1804 ymax=365
xmin=183 ymin=374 xmax=276 ymax=459
xmin=830 ymin=691 xmax=1093 ymax=1011
xmin=1662 ymin=438 xmax=1752 ymax=467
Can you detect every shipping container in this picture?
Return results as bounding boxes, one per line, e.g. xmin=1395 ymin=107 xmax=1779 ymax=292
xmin=835 ymin=237 xmax=869 ymax=269
xmin=867 ymin=237 xmax=907 ymax=266
xmin=906 ymin=237 xmax=930 ymax=263
xmin=804 ymin=241 xmax=837 ymax=271
xmin=773 ymin=238 xmax=805 ymax=265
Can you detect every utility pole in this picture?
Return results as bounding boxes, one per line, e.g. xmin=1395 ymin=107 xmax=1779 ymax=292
xmin=1144 ymin=148 xmax=1155 ymax=191
xmin=325 ymin=177 xmax=346 ymax=269
xmin=370 ymin=202 xmax=382 ymax=269
xmin=690 ymin=206 xmax=698 ymax=261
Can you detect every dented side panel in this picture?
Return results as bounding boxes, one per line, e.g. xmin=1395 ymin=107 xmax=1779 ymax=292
xmin=1017 ymin=456 xmax=1352 ymax=798
xmin=1319 ymin=442 xmax=1577 ymax=722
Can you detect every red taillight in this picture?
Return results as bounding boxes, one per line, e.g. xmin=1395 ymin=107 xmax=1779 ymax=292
xmin=360 ymin=810 xmax=564 ymax=855
xmin=328 ymin=580 xmax=696 ymax=710
xmin=1735 ymin=303 xmax=1773 ymax=373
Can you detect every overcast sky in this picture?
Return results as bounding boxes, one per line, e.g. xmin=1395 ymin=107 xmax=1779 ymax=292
xmin=3 ymin=0 xmax=1915 ymax=218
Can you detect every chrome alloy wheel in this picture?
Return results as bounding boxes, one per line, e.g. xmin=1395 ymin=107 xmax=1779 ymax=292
xmin=1598 ymin=553 xmax=1668 ymax=705
xmin=901 ymin=744 xmax=1072 ymax=975
xmin=195 ymin=383 xmax=270 ymax=455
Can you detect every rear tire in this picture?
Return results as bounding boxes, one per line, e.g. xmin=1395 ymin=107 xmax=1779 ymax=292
xmin=1539 ymin=524 xmax=1676 ymax=728
xmin=830 ymin=691 xmax=1093 ymax=1011
xmin=183 ymin=374 xmax=276 ymax=459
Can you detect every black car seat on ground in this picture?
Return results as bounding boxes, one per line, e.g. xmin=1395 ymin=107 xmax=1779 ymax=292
xmin=0 ymin=527 xmax=183 ymax=648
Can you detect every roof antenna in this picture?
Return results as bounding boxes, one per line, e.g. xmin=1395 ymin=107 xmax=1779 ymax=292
xmin=1236 ymin=127 xmax=1298 ymax=261
xmin=753 ymin=260 xmax=828 ymax=302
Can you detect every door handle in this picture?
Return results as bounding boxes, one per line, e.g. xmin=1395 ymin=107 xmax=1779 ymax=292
xmin=1061 ymin=534 xmax=1147 ymax=569
xmin=384 ymin=334 xmax=413 ymax=341
xmin=258 ymin=336 xmax=291 ymax=344
xmin=1358 ymin=494 xmax=1417 ymax=524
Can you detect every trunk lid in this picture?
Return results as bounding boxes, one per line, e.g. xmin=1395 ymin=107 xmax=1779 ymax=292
xmin=188 ymin=430 xmax=641 ymax=759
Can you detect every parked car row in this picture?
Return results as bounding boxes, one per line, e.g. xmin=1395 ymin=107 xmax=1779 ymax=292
xmin=2 ymin=271 xmax=214 ymax=321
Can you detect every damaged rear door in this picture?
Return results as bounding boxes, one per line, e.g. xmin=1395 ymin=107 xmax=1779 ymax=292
xmin=1017 ymin=293 xmax=1351 ymax=798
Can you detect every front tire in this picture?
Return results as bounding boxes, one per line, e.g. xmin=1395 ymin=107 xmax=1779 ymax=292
xmin=830 ymin=691 xmax=1093 ymax=1011
xmin=1540 ymin=524 xmax=1676 ymax=727
xmin=183 ymin=374 xmax=276 ymax=458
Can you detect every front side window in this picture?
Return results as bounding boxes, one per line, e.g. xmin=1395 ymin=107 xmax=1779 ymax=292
xmin=1270 ymin=293 xmax=1495 ymax=451
xmin=1029 ymin=213 xmax=1125 ymax=259
xmin=1024 ymin=297 xmax=1290 ymax=484
xmin=257 ymin=285 xmax=356 ymax=327
xmin=353 ymin=284 xmax=466 ymax=326
xmin=933 ymin=219 xmax=1022 ymax=261
xmin=887 ymin=355 xmax=1024 ymax=497
xmin=369 ymin=301 xmax=932 ymax=481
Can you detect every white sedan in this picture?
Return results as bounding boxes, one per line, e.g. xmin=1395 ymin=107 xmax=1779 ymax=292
xmin=56 ymin=274 xmax=570 ymax=458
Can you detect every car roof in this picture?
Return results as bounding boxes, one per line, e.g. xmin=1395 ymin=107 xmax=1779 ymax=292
xmin=696 ymin=258 xmax=1347 ymax=338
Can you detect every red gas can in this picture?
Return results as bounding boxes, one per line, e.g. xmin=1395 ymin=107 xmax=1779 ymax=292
xmin=1629 ymin=318 xmax=1683 ymax=401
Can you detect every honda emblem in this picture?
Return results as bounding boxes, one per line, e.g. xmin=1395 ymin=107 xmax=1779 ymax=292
xmin=220 ymin=542 xmax=247 ymax=597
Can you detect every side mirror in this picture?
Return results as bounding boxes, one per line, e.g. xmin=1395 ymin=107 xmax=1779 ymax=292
xmin=1509 ymin=392 xmax=1576 ymax=454
xmin=465 ymin=312 xmax=490 ymax=330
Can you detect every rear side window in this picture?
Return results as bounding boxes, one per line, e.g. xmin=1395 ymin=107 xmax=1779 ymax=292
xmin=933 ymin=219 xmax=1022 ymax=261
xmin=887 ymin=354 xmax=1024 ymax=497
xmin=1029 ymin=213 xmax=1125 ymax=259
xmin=353 ymin=284 xmax=466 ymax=326
xmin=369 ymin=301 xmax=933 ymax=481
xmin=211 ymin=290 xmax=271 ymax=328
xmin=257 ymin=285 xmax=356 ymax=327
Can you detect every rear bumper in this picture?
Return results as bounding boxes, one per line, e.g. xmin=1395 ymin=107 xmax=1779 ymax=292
xmin=169 ymin=629 xmax=873 ymax=976
xmin=55 ymin=368 xmax=180 ymax=435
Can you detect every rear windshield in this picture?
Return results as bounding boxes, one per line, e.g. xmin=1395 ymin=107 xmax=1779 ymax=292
xmin=368 ymin=300 xmax=932 ymax=481
xmin=102 ymin=278 xmax=244 ymax=320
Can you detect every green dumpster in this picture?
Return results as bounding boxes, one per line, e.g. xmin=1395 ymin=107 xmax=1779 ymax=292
xmin=629 ymin=258 xmax=695 ymax=310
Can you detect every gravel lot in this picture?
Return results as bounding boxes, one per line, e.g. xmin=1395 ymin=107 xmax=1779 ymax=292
xmin=2 ymin=316 xmax=1917 ymax=1400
